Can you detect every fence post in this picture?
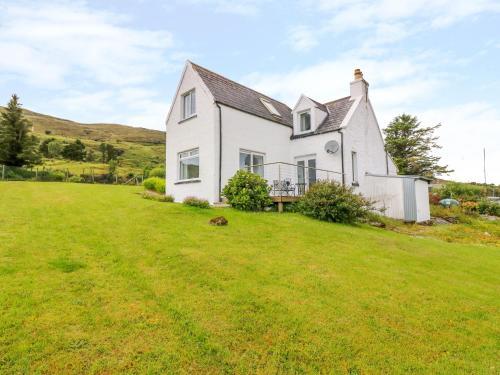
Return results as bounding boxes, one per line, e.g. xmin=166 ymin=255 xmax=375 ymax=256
xmin=1 ymin=165 xmax=4 ymax=180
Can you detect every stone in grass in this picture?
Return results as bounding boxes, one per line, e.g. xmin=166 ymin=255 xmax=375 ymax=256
xmin=209 ymin=216 xmax=228 ymax=226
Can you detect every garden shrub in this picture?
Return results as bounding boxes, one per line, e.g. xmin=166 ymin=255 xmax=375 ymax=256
xmin=148 ymin=166 xmax=165 ymax=178
xmin=436 ymin=182 xmax=486 ymax=202
xmin=68 ymin=175 xmax=84 ymax=183
xmin=143 ymin=177 xmax=165 ymax=194
xmin=142 ymin=191 xmax=174 ymax=202
xmin=477 ymin=200 xmax=500 ymax=216
xmin=183 ymin=196 xmax=210 ymax=209
xmin=222 ymin=170 xmax=272 ymax=211
xmin=296 ymin=180 xmax=373 ymax=224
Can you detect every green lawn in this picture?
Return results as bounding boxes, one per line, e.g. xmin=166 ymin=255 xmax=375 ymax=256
xmin=0 ymin=182 xmax=498 ymax=374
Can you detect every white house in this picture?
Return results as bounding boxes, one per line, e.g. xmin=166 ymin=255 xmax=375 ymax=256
xmin=165 ymin=61 xmax=430 ymax=222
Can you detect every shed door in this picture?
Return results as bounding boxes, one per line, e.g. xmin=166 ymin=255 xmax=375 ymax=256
xmin=403 ymin=178 xmax=417 ymax=222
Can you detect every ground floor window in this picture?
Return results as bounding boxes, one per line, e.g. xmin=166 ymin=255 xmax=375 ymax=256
xmin=178 ymin=148 xmax=199 ymax=180
xmin=239 ymin=150 xmax=264 ymax=177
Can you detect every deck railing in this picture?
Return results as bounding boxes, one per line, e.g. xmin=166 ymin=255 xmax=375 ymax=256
xmin=247 ymin=161 xmax=342 ymax=197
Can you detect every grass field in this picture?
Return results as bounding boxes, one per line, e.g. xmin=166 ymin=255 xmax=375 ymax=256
xmin=0 ymin=182 xmax=498 ymax=374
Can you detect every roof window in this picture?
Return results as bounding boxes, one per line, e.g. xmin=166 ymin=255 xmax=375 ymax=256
xmin=260 ymin=98 xmax=281 ymax=117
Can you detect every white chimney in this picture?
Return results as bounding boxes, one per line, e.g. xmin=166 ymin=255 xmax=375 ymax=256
xmin=350 ymin=68 xmax=369 ymax=99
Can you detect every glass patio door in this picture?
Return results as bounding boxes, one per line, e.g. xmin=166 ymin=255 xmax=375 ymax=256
xmin=297 ymin=158 xmax=316 ymax=193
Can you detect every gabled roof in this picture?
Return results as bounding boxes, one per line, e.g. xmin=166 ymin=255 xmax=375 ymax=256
xmin=306 ymin=96 xmax=328 ymax=112
xmin=291 ymin=96 xmax=355 ymax=139
xmin=190 ymin=62 xmax=293 ymax=127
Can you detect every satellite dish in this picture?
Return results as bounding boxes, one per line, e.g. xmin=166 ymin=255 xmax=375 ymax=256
xmin=324 ymin=140 xmax=340 ymax=154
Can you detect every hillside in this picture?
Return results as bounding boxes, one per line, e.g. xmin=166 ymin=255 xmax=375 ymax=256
xmin=0 ymin=106 xmax=166 ymax=174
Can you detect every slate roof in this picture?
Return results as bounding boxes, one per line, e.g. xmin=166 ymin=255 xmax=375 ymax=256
xmin=291 ymin=96 xmax=355 ymax=139
xmin=190 ymin=62 xmax=355 ymax=137
xmin=190 ymin=62 xmax=293 ymax=127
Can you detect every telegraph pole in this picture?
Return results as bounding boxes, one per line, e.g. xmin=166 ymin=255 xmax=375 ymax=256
xmin=483 ymin=148 xmax=486 ymax=185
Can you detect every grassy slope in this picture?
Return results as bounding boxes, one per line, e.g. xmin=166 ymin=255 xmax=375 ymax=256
xmin=0 ymin=107 xmax=166 ymax=174
xmin=0 ymin=182 xmax=498 ymax=374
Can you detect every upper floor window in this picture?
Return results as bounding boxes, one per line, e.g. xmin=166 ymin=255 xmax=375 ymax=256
xmin=299 ymin=111 xmax=311 ymax=132
xmin=239 ymin=150 xmax=264 ymax=177
xmin=182 ymin=89 xmax=196 ymax=119
xmin=179 ymin=148 xmax=199 ymax=180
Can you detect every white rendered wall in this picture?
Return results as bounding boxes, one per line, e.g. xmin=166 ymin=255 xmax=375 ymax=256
xmin=364 ymin=175 xmax=405 ymax=220
xmin=219 ymin=105 xmax=291 ymax=190
xmin=342 ymin=99 xmax=393 ymax=196
xmin=165 ymin=64 xmax=218 ymax=203
xmin=289 ymin=132 xmax=343 ymax=182
xmin=415 ymin=180 xmax=431 ymax=222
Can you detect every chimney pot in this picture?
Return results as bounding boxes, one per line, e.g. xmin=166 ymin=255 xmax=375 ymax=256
xmin=354 ymin=68 xmax=363 ymax=80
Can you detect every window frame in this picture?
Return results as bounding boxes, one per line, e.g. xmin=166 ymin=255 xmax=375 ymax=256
xmin=298 ymin=110 xmax=312 ymax=132
xmin=351 ymin=151 xmax=358 ymax=185
xmin=181 ymin=89 xmax=196 ymax=120
xmin=239 ymin=149 xmax=265 ymax=177
xmin=178 ymin=147 xmax=200 ymax=181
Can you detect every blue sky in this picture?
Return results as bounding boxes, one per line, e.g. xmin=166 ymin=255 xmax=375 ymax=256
xmin=1 ymin=0 xmax=499 ymax=183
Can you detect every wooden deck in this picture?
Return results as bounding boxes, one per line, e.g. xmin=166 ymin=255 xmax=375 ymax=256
xmin=271 ymin=195 xmax=301 ymax=212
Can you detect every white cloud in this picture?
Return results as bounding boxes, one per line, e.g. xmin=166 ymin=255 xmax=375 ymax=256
xmin=0 ymin=0 xmax=176 ymax=88
xmin=288 ymin=26 xmax=319 ymax=52
xmin=420 ymin=102 xmax=500 ymax=184
xmin=293 ymin=0 xmax=500 ymax=53
xmin=243 ymin=53 xmax=437 ymax=106
xmin=182 ymin=0 xmax=268 ymax=15
xmin=54 ymin=88 xmax=169 ymax=130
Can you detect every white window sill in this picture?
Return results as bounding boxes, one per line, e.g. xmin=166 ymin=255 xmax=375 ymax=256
xmin=178 ymin=114 xmax=197 ymax=124
xmin=174 ymin=178 xmax=201 ymax=185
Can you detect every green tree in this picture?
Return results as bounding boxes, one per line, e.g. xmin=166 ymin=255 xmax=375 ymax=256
xmin=47 ymin=140 xmax=63 ymax=158
xmin=62 ymin=139 xmax=86 ymax=161
xmin=384 ymin=114 xmax=452 ymax=177
xmin=0 ymin=94 xmax=40 ymax=166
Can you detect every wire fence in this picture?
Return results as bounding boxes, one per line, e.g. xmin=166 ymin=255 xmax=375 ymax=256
xmin=0 ymin=164 xmax=144 ymax=185
xmin=248 ymin=162 xmax=343 ymax=197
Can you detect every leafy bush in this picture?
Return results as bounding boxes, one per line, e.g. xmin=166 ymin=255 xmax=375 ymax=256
xmin=148 ymin=166 xmax=165 ymax=178
xmin=222 ymin=170 xmax=272 ymax=211
xmin=68 ymin=175 xmax=84 ymax=183
xmin=477 ymin=200 xmax=500 ymax=216
xmin=142 ymin=191 xmax=174 ymax=202
xmin=296 ymin=180 xmax=373 ymax=224
xmin=143 ymin=177 xmax=165 ymax=194
xmin=436 ymin=182 xmax=486 ymax=202
xmin=183 ymin=196 xmax=210 ymax=209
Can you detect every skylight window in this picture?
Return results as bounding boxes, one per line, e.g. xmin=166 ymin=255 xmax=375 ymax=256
xmin=260 ymin=98 xmax=281 ymax=117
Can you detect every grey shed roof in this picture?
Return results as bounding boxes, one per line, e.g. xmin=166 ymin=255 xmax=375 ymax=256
xmin=190 ymin=62 xmax=293 ymax=127
xmin=190 ymin=62 xmax=355 ymax=136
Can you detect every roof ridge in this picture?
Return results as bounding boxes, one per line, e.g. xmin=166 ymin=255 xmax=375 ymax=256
xmin=190 ymin=61 xmax=291 ymax=110
xmin=323 ymin=96 xmax=352 ymax=106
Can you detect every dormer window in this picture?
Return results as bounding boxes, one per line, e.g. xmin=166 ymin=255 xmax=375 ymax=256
xmin=260 ymin=98 xmax=281 ymax=117
xmin=299 ymin=111 xmax=311 ymax=132
xmin=182 ymin=89 xmax=196 ymax=119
